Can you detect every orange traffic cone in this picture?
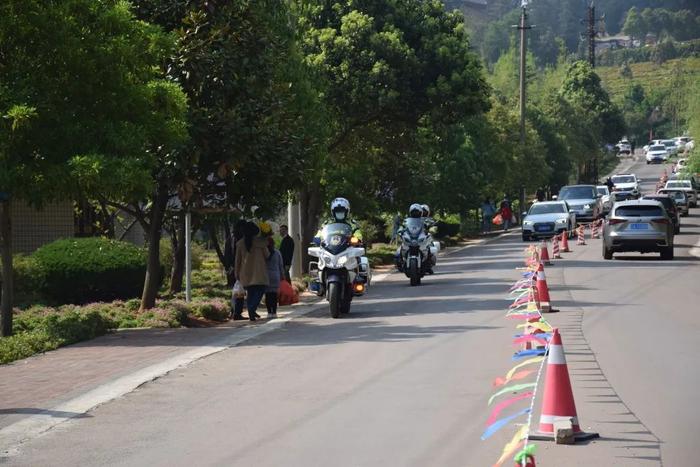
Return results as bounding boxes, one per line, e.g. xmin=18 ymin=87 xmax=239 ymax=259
xmin=539 ymin=240 xmax=552 ymax=265
xmin=530 ymin=329 xmax=599 ymax=442
xmin=535 ymin=262 xmax=557 ymax=313
xmin=576 ymin=224 xmax=586 ymax=245
xmin=552 ymin=235 xmax=562 ymax=259
xmin=560 ymin=230 xmax=570 ymax=253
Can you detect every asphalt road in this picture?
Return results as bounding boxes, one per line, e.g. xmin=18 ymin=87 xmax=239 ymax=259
xmin=4 ymin=156 xmax=698 ymax=466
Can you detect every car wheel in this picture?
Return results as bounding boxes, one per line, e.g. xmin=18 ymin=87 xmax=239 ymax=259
xmin=522 ymin=234 xmax=530 ymax=242
xmin=646 ymin=161 xmax=650 ymax=164
xmin=660 ymin=247 xmax=674 ymax=260
xmin=603 ymin=244 xmax=613 ymax=260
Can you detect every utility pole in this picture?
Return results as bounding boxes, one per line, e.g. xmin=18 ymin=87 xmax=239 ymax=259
xmin=587 ymin=3 xmax=596 ymax=67
xmin=514 ymin=3 xmax=532 ymax=214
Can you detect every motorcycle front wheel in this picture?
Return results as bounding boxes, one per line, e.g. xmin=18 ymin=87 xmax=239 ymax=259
xmin=328 ymin=282 xmax=342 ymax=318
xmin=409 ymin=258 xmax=420 ymax=286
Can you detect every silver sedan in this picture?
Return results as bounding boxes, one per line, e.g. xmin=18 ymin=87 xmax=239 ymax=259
xmin=603 ymin=200 xmax=674 ymax=260
xmin=521 ymin=201 xmax=576 ymax=241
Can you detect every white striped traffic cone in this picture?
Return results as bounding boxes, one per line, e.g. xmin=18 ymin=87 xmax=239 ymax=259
xmin=530 ymin=329 xmax=599 ymax=442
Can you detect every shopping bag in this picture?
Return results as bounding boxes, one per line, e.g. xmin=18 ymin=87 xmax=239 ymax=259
xmin=492 ymin=214 xmax=503 ymax=225
xmin=510 ymin=214 xmax=517 ymax=224
xmin=232 ymin=280 xmax=245 ymax=298
xmin=278 ymin=280 xmax=299 ymax=306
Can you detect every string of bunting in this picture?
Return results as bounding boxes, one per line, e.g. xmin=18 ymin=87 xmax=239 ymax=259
xmin=481 ymin=245 xmax=555 ymax=466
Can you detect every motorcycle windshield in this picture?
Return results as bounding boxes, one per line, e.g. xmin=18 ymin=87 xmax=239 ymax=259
xmin=404 ymin=218 xmax=424 ymax=238
xmin=321 ymin=223 xmax=353 ymax=255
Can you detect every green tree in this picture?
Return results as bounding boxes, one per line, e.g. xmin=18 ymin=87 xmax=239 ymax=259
xmin=296 ymin=0 xmax=491 ymax=266
xmin=622 ymin=7 xmax=646 ymax=43
xmin=559 ymin=61 xmax=625 ymax=182
xmin=0 ymin=0 xmax=188 ymax=333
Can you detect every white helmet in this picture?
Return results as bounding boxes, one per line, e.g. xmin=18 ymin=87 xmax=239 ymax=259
xmin=330 ymin=197 xmax=350 ymax=221
xmin=409 ymin=203 xmax=423 ymax=218
xmin=421 ymin=204 xmax=430 ymax=217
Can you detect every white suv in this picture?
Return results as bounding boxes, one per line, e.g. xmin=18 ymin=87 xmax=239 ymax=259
xmin=611 ymin=174 xmax=640 ymax=199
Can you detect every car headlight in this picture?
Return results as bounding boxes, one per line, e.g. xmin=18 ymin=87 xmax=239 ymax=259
xmin=555 ymin=218 xmax=567 ymax=224
xmin=523 ymin=220 xmax=533 ymax=226
xmin=584 ymin=204 xmax=591 ymax=209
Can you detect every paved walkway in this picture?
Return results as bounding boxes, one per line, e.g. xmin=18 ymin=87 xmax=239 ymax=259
xmin=0 ymin=294 xmax=321 ymax=431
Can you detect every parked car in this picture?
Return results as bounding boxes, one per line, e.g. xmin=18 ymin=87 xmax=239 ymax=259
xmin=657 ymin=189 xmax=690 ymax=216
xmin=603 ymin=200 xmax=674 ymax=260
xmin=554 ymin=185 xmax=602 ymax=222
xmin=664 ymin=180 xmax=698 ymax=206
xmin=596 ymin=185 xmax=612 ymax=214
xmin=521 ymin=201 xmax=576 ymax=241
xmin=661 ymin=139 xmax=679 ymax=156
xmin=642 ymin=194 xmax=680 ymax=234
xmin=611 ymin=174 xmax=641 ymax=199
xmin=616 ymin=139 xmax=631 ymax=155
xmin=645 ymin=144 xmax=669 ymax=164
xmin=674 ymin=136 xmax=692 ymax=151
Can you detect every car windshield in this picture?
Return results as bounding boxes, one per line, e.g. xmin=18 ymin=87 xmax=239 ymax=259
xmin=661 ymin=191 xmax=687 ymax=202
xmin=558 ymin=186 xmax=595 ymax=200
xmin=612 ymin=176 xmax=635 ymax=183
xmin=596 ymin=187 xmax=608 ymax=195
xmin=666 ymin=181 xmax=690 ymax=188
xmin=662 ymin=140 xmax=675 ymax=147
xmin=615 ymin=205 xmax=665 ymax=217
xmin=650 ymin=145 xmax=666 ymax=151
xmin=529 ymin=203 xmax=566 ymax=215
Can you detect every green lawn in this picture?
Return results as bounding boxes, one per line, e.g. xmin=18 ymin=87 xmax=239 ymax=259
xmin=597 ymin=57 xmax=700 ymax=101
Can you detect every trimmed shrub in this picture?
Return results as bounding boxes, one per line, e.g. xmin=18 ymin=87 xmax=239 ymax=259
xmin=189 ymin=299 xmax=230 ymax=322
xmin=32 ymin=238 xmax=147 ymax=304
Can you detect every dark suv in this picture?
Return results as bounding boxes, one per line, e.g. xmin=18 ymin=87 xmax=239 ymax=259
xmin=642 ymin=194 xmax=680 ymax=234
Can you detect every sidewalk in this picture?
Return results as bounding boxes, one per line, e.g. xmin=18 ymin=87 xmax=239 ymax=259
xmin=0 ymin=293 xmax=322 ymax=433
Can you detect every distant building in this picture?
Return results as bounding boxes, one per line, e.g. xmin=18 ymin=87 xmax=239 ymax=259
xmin=595 ymin=34 xmax=633 ymax=53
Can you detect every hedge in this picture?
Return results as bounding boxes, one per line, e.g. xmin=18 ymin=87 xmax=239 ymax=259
xmin=31 ymin=237 xmax=147 ymax=304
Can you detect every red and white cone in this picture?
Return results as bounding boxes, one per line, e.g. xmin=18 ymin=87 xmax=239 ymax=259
xmin=576 ymin=224 xmax=586 ymax=245
xmin=552 ymin=235 xmax=561 ymax=259
xmin=530 ymin=329 xmax=599 ymax=442
xmin=535 ymin=262 xmax=557 ymax=313
xmin=592 ymin=220 xmax=601 ymax=239
xmin=540 ymin=240 xmax=552 ymax=265
xmin=560 ymin=230 xmax=571 ymax=252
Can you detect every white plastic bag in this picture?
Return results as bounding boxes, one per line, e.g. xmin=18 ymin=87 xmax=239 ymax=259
xmin=232 ymin=280 xmax=245 ymax=298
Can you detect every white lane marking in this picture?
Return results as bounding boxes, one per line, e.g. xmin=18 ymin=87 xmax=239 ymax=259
xmin=690 ymin=236 xmax=700 ymax=258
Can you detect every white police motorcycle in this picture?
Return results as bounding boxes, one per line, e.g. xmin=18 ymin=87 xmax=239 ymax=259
xmin=308 ymin=223 xmax=370 ymax=318
xmin=398 ymin=217 xmax=439 ymax=286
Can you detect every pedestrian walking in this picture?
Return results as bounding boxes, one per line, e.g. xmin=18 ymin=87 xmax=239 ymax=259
xmin=499 ymin=196 xmax=513 ymax=231
xmin=234 ymin=221 xmax=270 ymax=322
xmin=279 ymin=224 xmax=294 ymax=282
xmin=480 ymin=198 xmax=496 ymax=233
xmin=536 ymin=187 xmax=545 ymax=202
xmin=265 ymin=237 xmax=286 ymax=319
xmin=606 ymin=177 xmax=614 ymax=191
xmin=229 ymin=220 xmax=248 ymax=320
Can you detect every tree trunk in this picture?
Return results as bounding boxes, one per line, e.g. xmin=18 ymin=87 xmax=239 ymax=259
xmin=1 ymin=200 xmax=13 ymax=336
xmin=140 ymin=184 xmax=169 ymax=311
xmin=169 ymin=216 xmax=186 ymax=294
xmin=299 ymin=183 xmax=323 ymax=274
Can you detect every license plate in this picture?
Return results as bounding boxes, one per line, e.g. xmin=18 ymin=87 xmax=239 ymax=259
xmin=630 ymin=223 xmax=648 ymax=230
xmin=535 ymin=225 xmax=552 ymax=232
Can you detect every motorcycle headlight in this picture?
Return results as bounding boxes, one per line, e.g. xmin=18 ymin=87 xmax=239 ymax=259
xmin=337 ymin=256 xmax=348 ymax=266
xmin=418 ymin=234 xmax=427 ymax=242
xmin=402 ymin=233 xmax=411 ymax=242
